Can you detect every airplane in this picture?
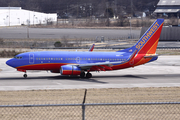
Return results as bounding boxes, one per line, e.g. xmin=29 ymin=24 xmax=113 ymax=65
xmin=6 ymin=19 xmax=164 ymax=78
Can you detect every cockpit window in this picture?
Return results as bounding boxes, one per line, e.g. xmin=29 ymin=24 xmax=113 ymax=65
xmin=14 ymin=56 xmax=22 ymax=59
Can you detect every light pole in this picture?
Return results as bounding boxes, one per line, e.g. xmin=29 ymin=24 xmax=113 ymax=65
xmin=36 ymin=17 xmax=38 ymax=24
xmin=9 ymin=6 xmax=10 ymax=26
xmin=27 ymin=25 xmax=29 ymax=38
xmin=33 ymin=14 xmax=35 ymax=26
xmin=128 ymin=17 xmax=132 ymax=39
xmin=106 ymin=2 xmax=109 ymax=26
xmin=17 ymin=18 xmax=20 ymax=24
xmin=3 ymin=18 xmax=5 ymax=25
xmin=177 ymin=13 xmax=179 ymax=25
xmin=6 ymin=15 xmax=9 ymax=26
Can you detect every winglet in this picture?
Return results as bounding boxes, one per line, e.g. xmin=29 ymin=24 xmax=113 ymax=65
xmin=89 ymin=44 xmax=95 ymax=52
xmin=110 ymin=49 xmax=137 ymax=65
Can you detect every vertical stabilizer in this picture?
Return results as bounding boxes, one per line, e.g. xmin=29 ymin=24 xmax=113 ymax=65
xmin=135 ymin=19 xmax=164 ymax=54
xmin=117 ymin=19 xmax=164 ymax=55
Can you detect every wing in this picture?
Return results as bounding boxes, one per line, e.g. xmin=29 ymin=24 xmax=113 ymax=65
xmin=78 ymin=49 xmax=137 ymax=70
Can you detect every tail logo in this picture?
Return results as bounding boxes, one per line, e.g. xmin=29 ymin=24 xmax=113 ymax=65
xmin=136 ymin=22 xmax=160 ymax=50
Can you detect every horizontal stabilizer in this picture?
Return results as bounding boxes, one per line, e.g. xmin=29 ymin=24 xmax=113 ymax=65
xmin=144 ymin=54 xmax=158 ymax=58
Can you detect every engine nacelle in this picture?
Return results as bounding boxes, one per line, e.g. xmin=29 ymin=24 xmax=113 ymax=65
xmin=60 ymin=65 xmax=81 ymax=75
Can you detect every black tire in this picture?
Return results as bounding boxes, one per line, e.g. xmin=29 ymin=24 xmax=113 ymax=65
xmin=23 ymin=74 xmax=27 ymax=78
xmin=80 ymin=72 xmax=85 ymax=78
xmin=86 ymin=73 xmax=92 ymax=78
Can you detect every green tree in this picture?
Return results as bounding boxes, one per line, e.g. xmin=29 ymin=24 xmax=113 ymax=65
xmin=54 ymin=41 xmax=62 ymax=47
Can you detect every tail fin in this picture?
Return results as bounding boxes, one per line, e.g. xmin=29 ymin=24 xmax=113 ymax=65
xmin=135 ymin=19 xmax=164 ymax=54
xmin=89 ymin=44 xmax=95 ymax=52
xmin=117 ymin=19 xmax=164 ymax=55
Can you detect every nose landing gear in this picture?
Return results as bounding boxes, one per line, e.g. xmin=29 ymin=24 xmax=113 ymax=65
xmin=23 ymin=73 xmax=27 ymax=78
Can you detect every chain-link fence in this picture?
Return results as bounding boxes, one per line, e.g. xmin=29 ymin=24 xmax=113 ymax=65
xmin=0 ymin=102 xmax=180 ymax=120
xmin=0 ymin=87 xmax=180 ymax=119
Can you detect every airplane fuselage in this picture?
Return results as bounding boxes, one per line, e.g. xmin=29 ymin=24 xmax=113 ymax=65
xmin=7 ymin=51 xmax=157 ymax=72
xmin=7 ymin=51 xmax=130 ymax=70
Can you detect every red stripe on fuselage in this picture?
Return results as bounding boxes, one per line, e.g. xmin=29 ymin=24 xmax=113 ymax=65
xmin=16 ymin=63 xmax=67 ymax=70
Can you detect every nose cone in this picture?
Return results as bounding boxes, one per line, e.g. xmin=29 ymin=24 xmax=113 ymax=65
xmin=6 ymin=59 xmax=15 ymax=68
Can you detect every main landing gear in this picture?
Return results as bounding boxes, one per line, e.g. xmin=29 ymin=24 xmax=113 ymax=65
xmin=80 ymin=72 xmax=85 ymax=78
xmin=80 ymin=72 xmax=92 ymax=78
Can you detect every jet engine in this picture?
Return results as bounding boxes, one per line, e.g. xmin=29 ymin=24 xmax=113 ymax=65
xmin=60 ymin=65 xmax=81 ymax=75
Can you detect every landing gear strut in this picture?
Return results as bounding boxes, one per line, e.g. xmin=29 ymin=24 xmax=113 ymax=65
xmin=23 ymin=73 xmax=27 ymax=78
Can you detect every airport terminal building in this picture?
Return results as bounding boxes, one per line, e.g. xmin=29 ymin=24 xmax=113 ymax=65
xmin=0 ymin=7 xmax=57 ymax=26
xmin=154 ymin=0 xmax=180 ymax=17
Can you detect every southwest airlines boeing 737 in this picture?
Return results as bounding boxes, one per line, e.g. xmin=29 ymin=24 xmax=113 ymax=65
xmin=6 ymin=19 xmax=164 ymax=78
